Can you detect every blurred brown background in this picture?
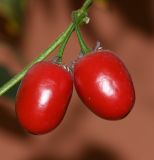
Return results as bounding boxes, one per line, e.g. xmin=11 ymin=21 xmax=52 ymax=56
xmin=0 ymin=0 xmax=154 ymax=159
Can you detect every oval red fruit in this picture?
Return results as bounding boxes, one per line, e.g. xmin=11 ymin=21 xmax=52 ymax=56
xmin=74 ymin=50 xmax=135 ymax=120
xmin=16 ymin=61 xmax=73 ymax=134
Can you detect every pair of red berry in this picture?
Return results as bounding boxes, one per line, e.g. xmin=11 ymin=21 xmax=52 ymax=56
xmin=15 ymin=50 xmax=135 ymax=135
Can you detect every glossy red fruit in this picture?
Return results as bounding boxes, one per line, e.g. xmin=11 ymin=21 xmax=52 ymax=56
xmin=74 ymin=50 xmax=135 ymax=120
xmin=16 ymin=61 xmax=73 ymax=134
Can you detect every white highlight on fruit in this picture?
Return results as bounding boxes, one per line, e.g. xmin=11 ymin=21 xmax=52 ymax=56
xmin=39 ymin=88 xmax=52 ymax=107
xmin=96 ymin=75 xmax=117 ymax=97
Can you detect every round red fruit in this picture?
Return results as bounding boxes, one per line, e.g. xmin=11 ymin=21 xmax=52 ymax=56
xmin=16 ymin=61 xmax=73 ymax=134
xmin=74 ymin=50 xmax=135 ymax=120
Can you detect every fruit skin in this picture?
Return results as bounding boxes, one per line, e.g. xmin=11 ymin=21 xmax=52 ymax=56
xmin=74 ymin=50 xmax=135 ymax=120
xmin=16 ymin=61 xmax=73 ymax=134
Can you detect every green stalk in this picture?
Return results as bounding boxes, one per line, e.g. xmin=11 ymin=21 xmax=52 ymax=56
xmin=57 ymin=24 xmax=74 ymax=60
xmin=72 ymin=11 xmax=90 ymax=54
xmin=0 ymin=0 xmax=93 ymax=96
xmin=0 ymin=24 xmax=74 ymax=96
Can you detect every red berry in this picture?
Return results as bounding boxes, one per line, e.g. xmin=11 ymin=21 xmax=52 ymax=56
xmin=74 ymin=50 xmax=135 ymax=120
xmin=16 ymin=61 xmax=73 ymax=134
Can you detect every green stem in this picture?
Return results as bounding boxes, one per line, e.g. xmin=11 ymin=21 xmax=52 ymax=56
xmin=57 ymin=24 xmax=74 ymax=60
xmin=0 ymin=24 xmax=74 ymax=96
xmin=81 ymin=0 xmax=93 ymax=11
xmin=0 ymin=0 xmax=93 ymax=96
xmin=73 ymin=11 xmax=90 ymax=54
